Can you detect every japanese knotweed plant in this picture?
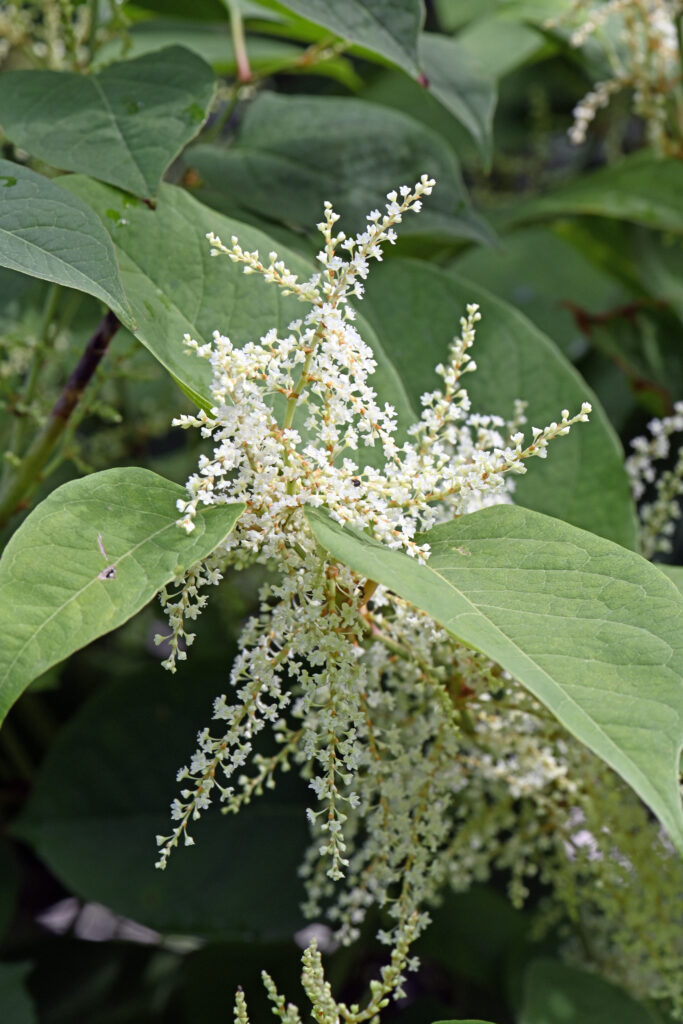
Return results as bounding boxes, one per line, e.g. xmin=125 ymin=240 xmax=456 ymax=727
xmin=550 ymin=0 xmax=683 ymax=153
xmin=152 ymin=179 xmax=683 ymax=1022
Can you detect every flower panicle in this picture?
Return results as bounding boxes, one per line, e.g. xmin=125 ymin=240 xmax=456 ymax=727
xmin=206 ymin=174 xmax=435 ymax=307
xmin=153 ymin=175 xmax=608 ymax=1023
xmin=626 ymin=400 xmax=683 ymax=557
xmin=549 ymin=0 xmax=683 ymax=152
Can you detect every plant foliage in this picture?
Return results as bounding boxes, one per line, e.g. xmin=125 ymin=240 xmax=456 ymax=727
xmin=0 ymin=2 xmax=681 ymax=1023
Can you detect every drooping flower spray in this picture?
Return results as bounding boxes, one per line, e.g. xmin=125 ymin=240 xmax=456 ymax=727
xmin=153 ymin=179 xmax=682 ymax=1022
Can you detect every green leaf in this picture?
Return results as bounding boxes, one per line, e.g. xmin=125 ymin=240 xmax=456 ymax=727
xmin=418 ymin=887 xmax=528 ymax=986
xmin=502 ymin=151 xmax=683 ymax=233
xmin=306 ymin=503 xmax=683 ymax=855
xmin=95 ymin=20 xmax=358 ymax=86
xmin=419 ymin=33 xmax=497 ymax=168
xmin=58 ymin=175 xmax=416 ymax=447
xmin=0 ymin=468 xmax=243 ymax=723
xmin=0 ymin=160 xmax=132 ymax=326
xmin=452 ymin=225 xmax=630 ymax=357
xmin=520 ymin=959 xmax=662 ymax=1024
xmin=0 ymin=964 xmax=36 ymax=1024
xmin=632 ymin=228 xmax=683 ymax=325
xmin=362 ymin=258 xmax=637 ymax=549
xmin=0 ymin=47 xmax=215 ymax=199
xmin=251 ymin=0 xmax=423 ymax=74
xmin=14 ymin=670 xmax=309 ymax=940
xmin=457 ymin=12 xmax=550 ymax=78
xmin=432 ymin=1020 xmax=499 ymax=1023
xmin=186 ymin=92 xmax=494 ymax=246
xmin=661 ymin=564 xmax=683 ymax=596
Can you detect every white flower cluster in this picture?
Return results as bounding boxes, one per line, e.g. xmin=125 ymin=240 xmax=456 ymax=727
xmin=626 ymin=401 xmax=683 ymax=557
xmin=234 ymin=920 xmax=421 ymax=1024
xmin=0 ymin=0 xmax=91 ymax=69
xmin=153 ymin=178 xmax=611 ymax=1018
xmin=549 ymin=0 xmax=683 ymax=150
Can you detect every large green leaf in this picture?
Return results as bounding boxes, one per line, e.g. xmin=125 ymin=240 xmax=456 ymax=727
xmin=186 ymin=92 xmax=493 ymax=245
xmin=520 ymin=959 xmax=661 ymax=1024
xmin=0 ymin=468 xmax=243 ymax=723
xmin=362 ymin=258 xmax=637 ymax=549
xmin=0 ymin=160 xmax=132 ymax=326
xmin=0 ymin=47 xmax=215 ymax=199
xmin=251 ymin=0 xmax=423 ymax=74
xmin=419 ymin=33 xmax=496 ymax=168
xmin=306 ymin=503 xmax=683 ymax=855
xmin=14 ymin=670 xmax=308 ymax=940
xmin=58 ymin=175 xmax=416 ymax=445
xmin=502 ymin=151 xmax=683 ymax=232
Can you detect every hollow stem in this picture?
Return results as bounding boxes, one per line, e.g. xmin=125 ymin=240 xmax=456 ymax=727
xmin=228 ymin=0 xmax=251 ymax=83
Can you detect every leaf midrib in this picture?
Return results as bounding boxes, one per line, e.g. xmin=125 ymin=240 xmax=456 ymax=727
xmin=0 ymin=214 xmax=117 ymax=306
xmin=91 ymin=77 xmax=148 ymax=195
xmin=424 ymin=557 xmax=674 ymax=801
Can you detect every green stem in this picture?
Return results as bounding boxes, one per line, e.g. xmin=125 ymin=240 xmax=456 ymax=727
xmin=200 ymin=2 xmax=251 ymax=144
xmin=87 ymin=0 xmax=99 ymax=62
xmin=283 ymin=348 xmax=315 ymax=431
xmin=202 ymin=82 xmax=242 ymax=143
xmin=282 ymin=341 xmax=320 ymax=495
xmin=674 ymin=12 xmax=683 ymax=146
xmin=228 ymin=0 xmax=251 ymax=82
xmin=0 ymin=310 xmax=120 ymax=531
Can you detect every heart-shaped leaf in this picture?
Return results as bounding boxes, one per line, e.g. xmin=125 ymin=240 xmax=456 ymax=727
xmin=251 ymin=0 xmax=423 ymax=74
xmin=186 ymin=92 xmax=494 ymax=245
xmin=0 ymin=47 xmax=215 ymax=198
